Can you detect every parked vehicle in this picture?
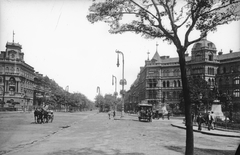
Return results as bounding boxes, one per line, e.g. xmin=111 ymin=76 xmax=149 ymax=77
xmin=138 ymin=103 xmax=152 ymax=122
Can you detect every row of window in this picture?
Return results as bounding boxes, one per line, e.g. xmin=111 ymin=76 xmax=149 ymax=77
xmin=162 ymin=69 xmax=181 ymax=77
xmin=149 ymin=89 xmax=240 ymax=99
xmin=163 ymin=80 xmax=181 ymax=88
xmin=163 ymin=91 xmax=181 ymax=99
xmin=0 ymin=77 xmax=34 ymax=89
xmin=218 ymin=65 xmax=240 ymax=74
xmin=0 ymin=66 xmax=34 ymax=80
xmin=218 ymin=76 xmax=240 ymax=85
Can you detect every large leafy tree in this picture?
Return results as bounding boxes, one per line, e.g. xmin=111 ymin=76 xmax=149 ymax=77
xmin=87 ymin=0 xmax=240 ymax=154
xmin=179 ymin=77 xmax=215 ymax=115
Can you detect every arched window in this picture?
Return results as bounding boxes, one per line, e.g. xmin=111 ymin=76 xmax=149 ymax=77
xmin=163 ymin=81 xmax=166 ymax=88
xmin=233 ymin=89 xmax=240 ymax=97
xmin=208 ymin=79 xmax=211 ymax=85
xmin=178 ymin=80 xmax=181 ymax=87
xmin=174 ymin=80 xmax=177 ymax=87
xmin=9 ymin=77 xmax=16 ymax=85
xmin=208 ymin=54 xmax=213 ymax=61
xmin=167 ymin=81 xmax=170 ymax=87
xmin=212 ymin=79 xmax=214 ymax=86
xmin=234 ymin=76 xmax=240 ymax=85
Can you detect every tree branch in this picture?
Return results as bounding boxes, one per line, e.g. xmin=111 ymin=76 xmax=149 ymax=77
xmin=201 ymin=1 xmax=240 ymax=16
xmin=184 ymin=3 xmax=202 ymax=47
xmin=129 ymin=0 xmax=159 ymax=22
xmin=151 ymin=0 xmax=175 ymax=41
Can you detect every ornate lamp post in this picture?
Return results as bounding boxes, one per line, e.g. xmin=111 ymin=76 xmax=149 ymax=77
xmin=116 ymin=50 xmax=126 ymax=117
xmin=112 ymin=75 xmax=118 ymax=111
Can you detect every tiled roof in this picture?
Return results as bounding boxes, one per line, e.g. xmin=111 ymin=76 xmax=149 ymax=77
xmin=218 ymin=51 xmax=240 ymax=60
xmin=159 ymin=56 xmax=191 ymax=64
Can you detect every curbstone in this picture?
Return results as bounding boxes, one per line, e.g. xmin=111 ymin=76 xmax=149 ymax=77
xmin=171 ymin=123 xmax=240 ymax=138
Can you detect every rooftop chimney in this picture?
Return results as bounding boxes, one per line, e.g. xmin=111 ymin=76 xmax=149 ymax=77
xmin=218 ymin=49 xmax=223 ymax=55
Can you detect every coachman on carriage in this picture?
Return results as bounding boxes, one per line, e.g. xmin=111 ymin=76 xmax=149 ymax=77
xmin=34 ymin=107 xmax=54 ymax=124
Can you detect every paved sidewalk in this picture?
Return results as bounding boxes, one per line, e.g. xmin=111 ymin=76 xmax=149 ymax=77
xmin=124 ymin=113 xmax=240 ymax=138
xmin=171 ymin=120 xmax=240 ymax=138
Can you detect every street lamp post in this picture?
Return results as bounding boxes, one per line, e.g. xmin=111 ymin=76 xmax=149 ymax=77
xmin=97 ymin=86 xmax=101 ymax=112
xmin=198 ymin=93 xmax=203 ymax=114
xmin=112 ymin=75 xmax=118 ymax=111
xmin=116 ymin=50 xmax=126 ymax=117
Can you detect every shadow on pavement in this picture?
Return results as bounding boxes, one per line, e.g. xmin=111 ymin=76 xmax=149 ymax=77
xmin=113 ymin=118 xmax=135 ymax=122
xmin=47 ymin=147 xmax=145 ymax=155
xmin=165 ymin=145 xmax=237 ymax=155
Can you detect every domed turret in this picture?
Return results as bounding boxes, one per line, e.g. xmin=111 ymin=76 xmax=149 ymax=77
xmin=191 ymin=37 xmax=217 ymax=63
xmin=192 ymin=38 xmax=216 ymax=51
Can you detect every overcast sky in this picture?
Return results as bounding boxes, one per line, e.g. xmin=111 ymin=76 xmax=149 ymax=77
xmin=0 ymin=0 xmax=240 ymax=101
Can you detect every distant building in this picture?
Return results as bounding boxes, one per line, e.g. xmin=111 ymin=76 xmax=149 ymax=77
xmin=125 ymin=37 xmax=240 ymax=112
xmin=0 ymin=41 xmax=47 ymax=111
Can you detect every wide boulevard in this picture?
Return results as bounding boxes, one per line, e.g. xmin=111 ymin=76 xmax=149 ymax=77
xmin=0 ymin=111 xmax=239 ymax=155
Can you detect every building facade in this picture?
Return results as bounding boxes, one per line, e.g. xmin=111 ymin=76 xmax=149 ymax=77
xmin=125 ymin=38 xmax=240 ymax=112
xmin=0 ymin=41 xmax=47 ymax=111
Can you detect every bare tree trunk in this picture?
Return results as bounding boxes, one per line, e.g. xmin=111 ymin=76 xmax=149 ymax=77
xmin=178 ymin=49 xmax=194 ymax=155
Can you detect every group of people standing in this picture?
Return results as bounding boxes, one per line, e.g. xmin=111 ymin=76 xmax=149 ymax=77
xmin=196 ymin=111 xmax=215 ymax=131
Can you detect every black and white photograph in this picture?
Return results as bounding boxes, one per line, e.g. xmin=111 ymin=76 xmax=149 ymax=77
xmin=0 ymin=0 xmax=240 ymax=155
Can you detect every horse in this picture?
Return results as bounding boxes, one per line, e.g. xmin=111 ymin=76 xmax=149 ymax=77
xmin=34 ymin=108 xmax=43 ymax=124
xmin=47 ymin=110 xmax=54 ymax=123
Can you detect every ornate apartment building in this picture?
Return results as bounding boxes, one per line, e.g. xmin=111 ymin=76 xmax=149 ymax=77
xmin=0 ymin=41 xmax=47 ymax=111
xmin=125 ymin=37 xmax=240 ymax=112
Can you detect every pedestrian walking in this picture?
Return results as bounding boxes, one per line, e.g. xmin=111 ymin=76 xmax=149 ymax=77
xmin=206 ymin=111 xmax=214 ymax=130
xmin=108 ymin=110 xmax=111 ymax=119
xmin=113 ymin=110 xmax=116 ymax=119
xmin=196 ymin=113 xmax=205 ymax=131
xmin=210 ymin=111 xmax=215 ymax=130
xmin=167 ymin=112 xmax=170 ymax=120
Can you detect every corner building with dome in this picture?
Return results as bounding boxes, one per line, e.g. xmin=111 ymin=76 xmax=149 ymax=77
xmin=125 ymin=37 xmax=240 ymax=113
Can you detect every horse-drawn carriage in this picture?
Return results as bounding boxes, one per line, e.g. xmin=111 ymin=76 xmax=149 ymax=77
xmin=34 ymin=108 xmax=54 ymax=124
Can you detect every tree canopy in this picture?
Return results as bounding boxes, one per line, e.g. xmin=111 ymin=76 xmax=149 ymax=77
xmin=39 ymin=76 xmax=94 ymax=111
xmin=88 ymin=0 xmax=240 ymax=51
